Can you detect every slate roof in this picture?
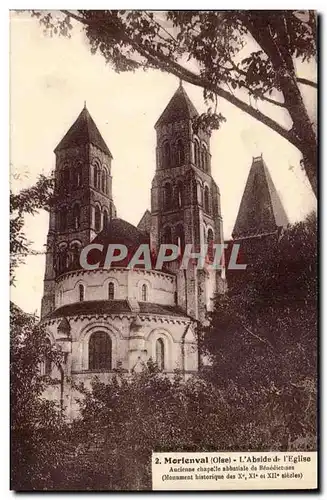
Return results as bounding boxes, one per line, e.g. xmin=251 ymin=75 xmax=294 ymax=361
xmin=77 ymin=218 xmax=150 ymax=270
xmin=46 ymin=300 xmax=189 ymax=319
xmin=138 ymin=302 xmax=188 ymax=317
xmin=94 ymin=217 xmax=149 ymax=247
xmin=232 ymin=155 xmax=289 ymax=239
xmin=155 ymin=83 xmax=199 ymax=128
xmin=54 ymin=106 xmax=112 ymax=157
xmin=137 ymin=209 xmax=152 ymax=234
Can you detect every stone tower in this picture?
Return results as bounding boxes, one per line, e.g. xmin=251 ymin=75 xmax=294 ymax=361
xmin=41 ymin=105 xmax=116 ymax=318
xmin=150 ymin=82 xmax=225 ymax=321
xmin=226 ymin=154 xmax=289 ymax=288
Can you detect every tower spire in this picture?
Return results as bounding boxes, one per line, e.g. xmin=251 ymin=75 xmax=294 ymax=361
xmin=54 ymin=106 xmax=112 ymax=156
xmin=155 ymin=82 xmax=198 ymax=128
xmin=232 ymin=155 xmax=288 ymax=239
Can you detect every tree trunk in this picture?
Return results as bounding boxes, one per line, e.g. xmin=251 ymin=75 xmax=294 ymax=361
xmin=280 ymin=75 xmax=317 ymax=196
xmin=244 ymin=13 xmax=317 ymax=196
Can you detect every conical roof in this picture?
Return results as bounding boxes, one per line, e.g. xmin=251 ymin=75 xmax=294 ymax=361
xmin=54 ymin=106 xmax=112 ymax=157
xmin=137 ymin=209 xmax=152 ymax=234
xmin=155 ymin=82 xmax=199 ymax=128
xmin=84 ymin=218 xmax=150 ymax=269
xmin=232 ymin=155 xmax=289 ymax=239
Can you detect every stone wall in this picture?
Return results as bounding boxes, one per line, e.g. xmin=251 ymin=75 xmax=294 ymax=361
xmin=55 ymin=268 xmax=176 ymax=307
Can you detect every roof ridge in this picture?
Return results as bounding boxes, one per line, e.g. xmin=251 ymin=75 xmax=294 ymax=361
xmin=54 ymin=107 xmax=113 ymax=157
xmin=155 ymin=84 xmax=199 ymax=128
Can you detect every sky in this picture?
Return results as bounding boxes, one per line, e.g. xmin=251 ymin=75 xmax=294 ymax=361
xmin=10 ymin=11 xmax=317 ymax=315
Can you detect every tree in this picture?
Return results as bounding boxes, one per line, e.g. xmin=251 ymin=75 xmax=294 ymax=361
xmin=10 ymin=170 xmax=68 ymax=489
xmin=58 ymin=364 xmax=253 ymax=490
xmin=32 ymin=10 xmax=317 ymax=195
xmin=10 ymin=302 xmax=69 ymax=490
xmin=201 ymin=213 xmax=317 ymax=449
xmin=49 ymin=342 xmax=317 ymax=491
xmin=10 ymin=173 xmax=54 ymax=285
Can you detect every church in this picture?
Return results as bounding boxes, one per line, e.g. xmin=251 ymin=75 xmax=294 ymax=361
xmin=40 ymin=83 xmax=288 ymax=417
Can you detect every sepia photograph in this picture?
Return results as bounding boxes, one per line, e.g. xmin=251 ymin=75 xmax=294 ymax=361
xmin=9 ymin=9 xmax=317 ymax=491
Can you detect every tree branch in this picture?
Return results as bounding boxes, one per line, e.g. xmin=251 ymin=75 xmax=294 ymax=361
xmin=297 ymin=77 xmax=317 ymax=89
xmin=61 ymin=10 xmax=302 ymax=151
xmin=232 ymin=79 xmax=287 ymax=109
xmin=141 ymin=45 xmax=300 ymax=147
xmin=144 ymin=12 xmax=178 ymax=45
xmin=255 ymin=93 xmax=286 ymax=109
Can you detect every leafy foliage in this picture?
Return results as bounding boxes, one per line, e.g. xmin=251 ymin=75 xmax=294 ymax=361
xmin=203 ymin=213 xmax=316 ymax=369
xmin=17 ymin=354 xmax=316 ymax=490
xmin=10 ymin=173 xmax=54 ymax=285
xmin=201 ymin=213 xmax=317 ymax=447
xmin=31 ymin=9 xmax=317 ymax=193
xmin=10 ymin=302 xmax=68 ymax=490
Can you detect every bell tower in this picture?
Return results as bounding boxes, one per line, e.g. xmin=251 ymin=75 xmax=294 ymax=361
xmin=41 ymin=105 xmax=116 ymax=318
xmin=150 ymin=82 xmax=225 ymax=321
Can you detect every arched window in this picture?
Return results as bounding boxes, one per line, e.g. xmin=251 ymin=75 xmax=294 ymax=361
xmin=58 ymin=246 xmax=68 ymax=274
xmin=192 ymin=179 xmax=198 ymax=204
xmin=163 ymin=182 xmax=172 ymax=210
xmin=93 ymin=164 xmax=101 ymax=190
xmin=59 ymin=207 xmax=68 ymax=232
xmin=79 ymin=284 xmax=85 ymax=302
xmin=89 ymin=332 xmax=112 ymax=370
xmin=156 ymin=338 xmax=165 ymax=371
xmin=201 ymin=144 xmax=208 ymax=172
xmin=72 ymin=203 xmax=80 ymax=230
xmin=101 ymin=170 xmax=107 ymax=193
xmin=108 ymin=282 xmax=115 ymax=300
xmin=175 ymin=224 xmax=185 ymax=253
xmin=194 ymin=138 xmax=200 ymax=168
xmin=44 ymin=355 xmax=52 ymax=376
xmin=76 ymin=164 xmax=82 ymax=188
xmin=91 ymin=164 xmax=95 ymax=187
xmin=176 ymin=139 xmax=185 ymax=166
xmin=63 ymin=168 xmax=70 ymax=191
xmin=162 ymin=226 xmax=172 ymax=244
xmin=177 ymin=181 xmax=183 ymax=208
xmin=141 ymin=284 xmax=148 ymax=302
xmin=70 ymin=243 xmax=80 ymax=269
xmin=103 ymin=209 xmax=109 ymax=230
xmin=95 ymin=206 xmax=101 ymax=232
xmin=162 ymin=142 xmax=171 ymax=169
xmin=207 ymin=228 xmax=214 ymax=261
xmin=204 ymin=186 xmax=210 ymax=213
